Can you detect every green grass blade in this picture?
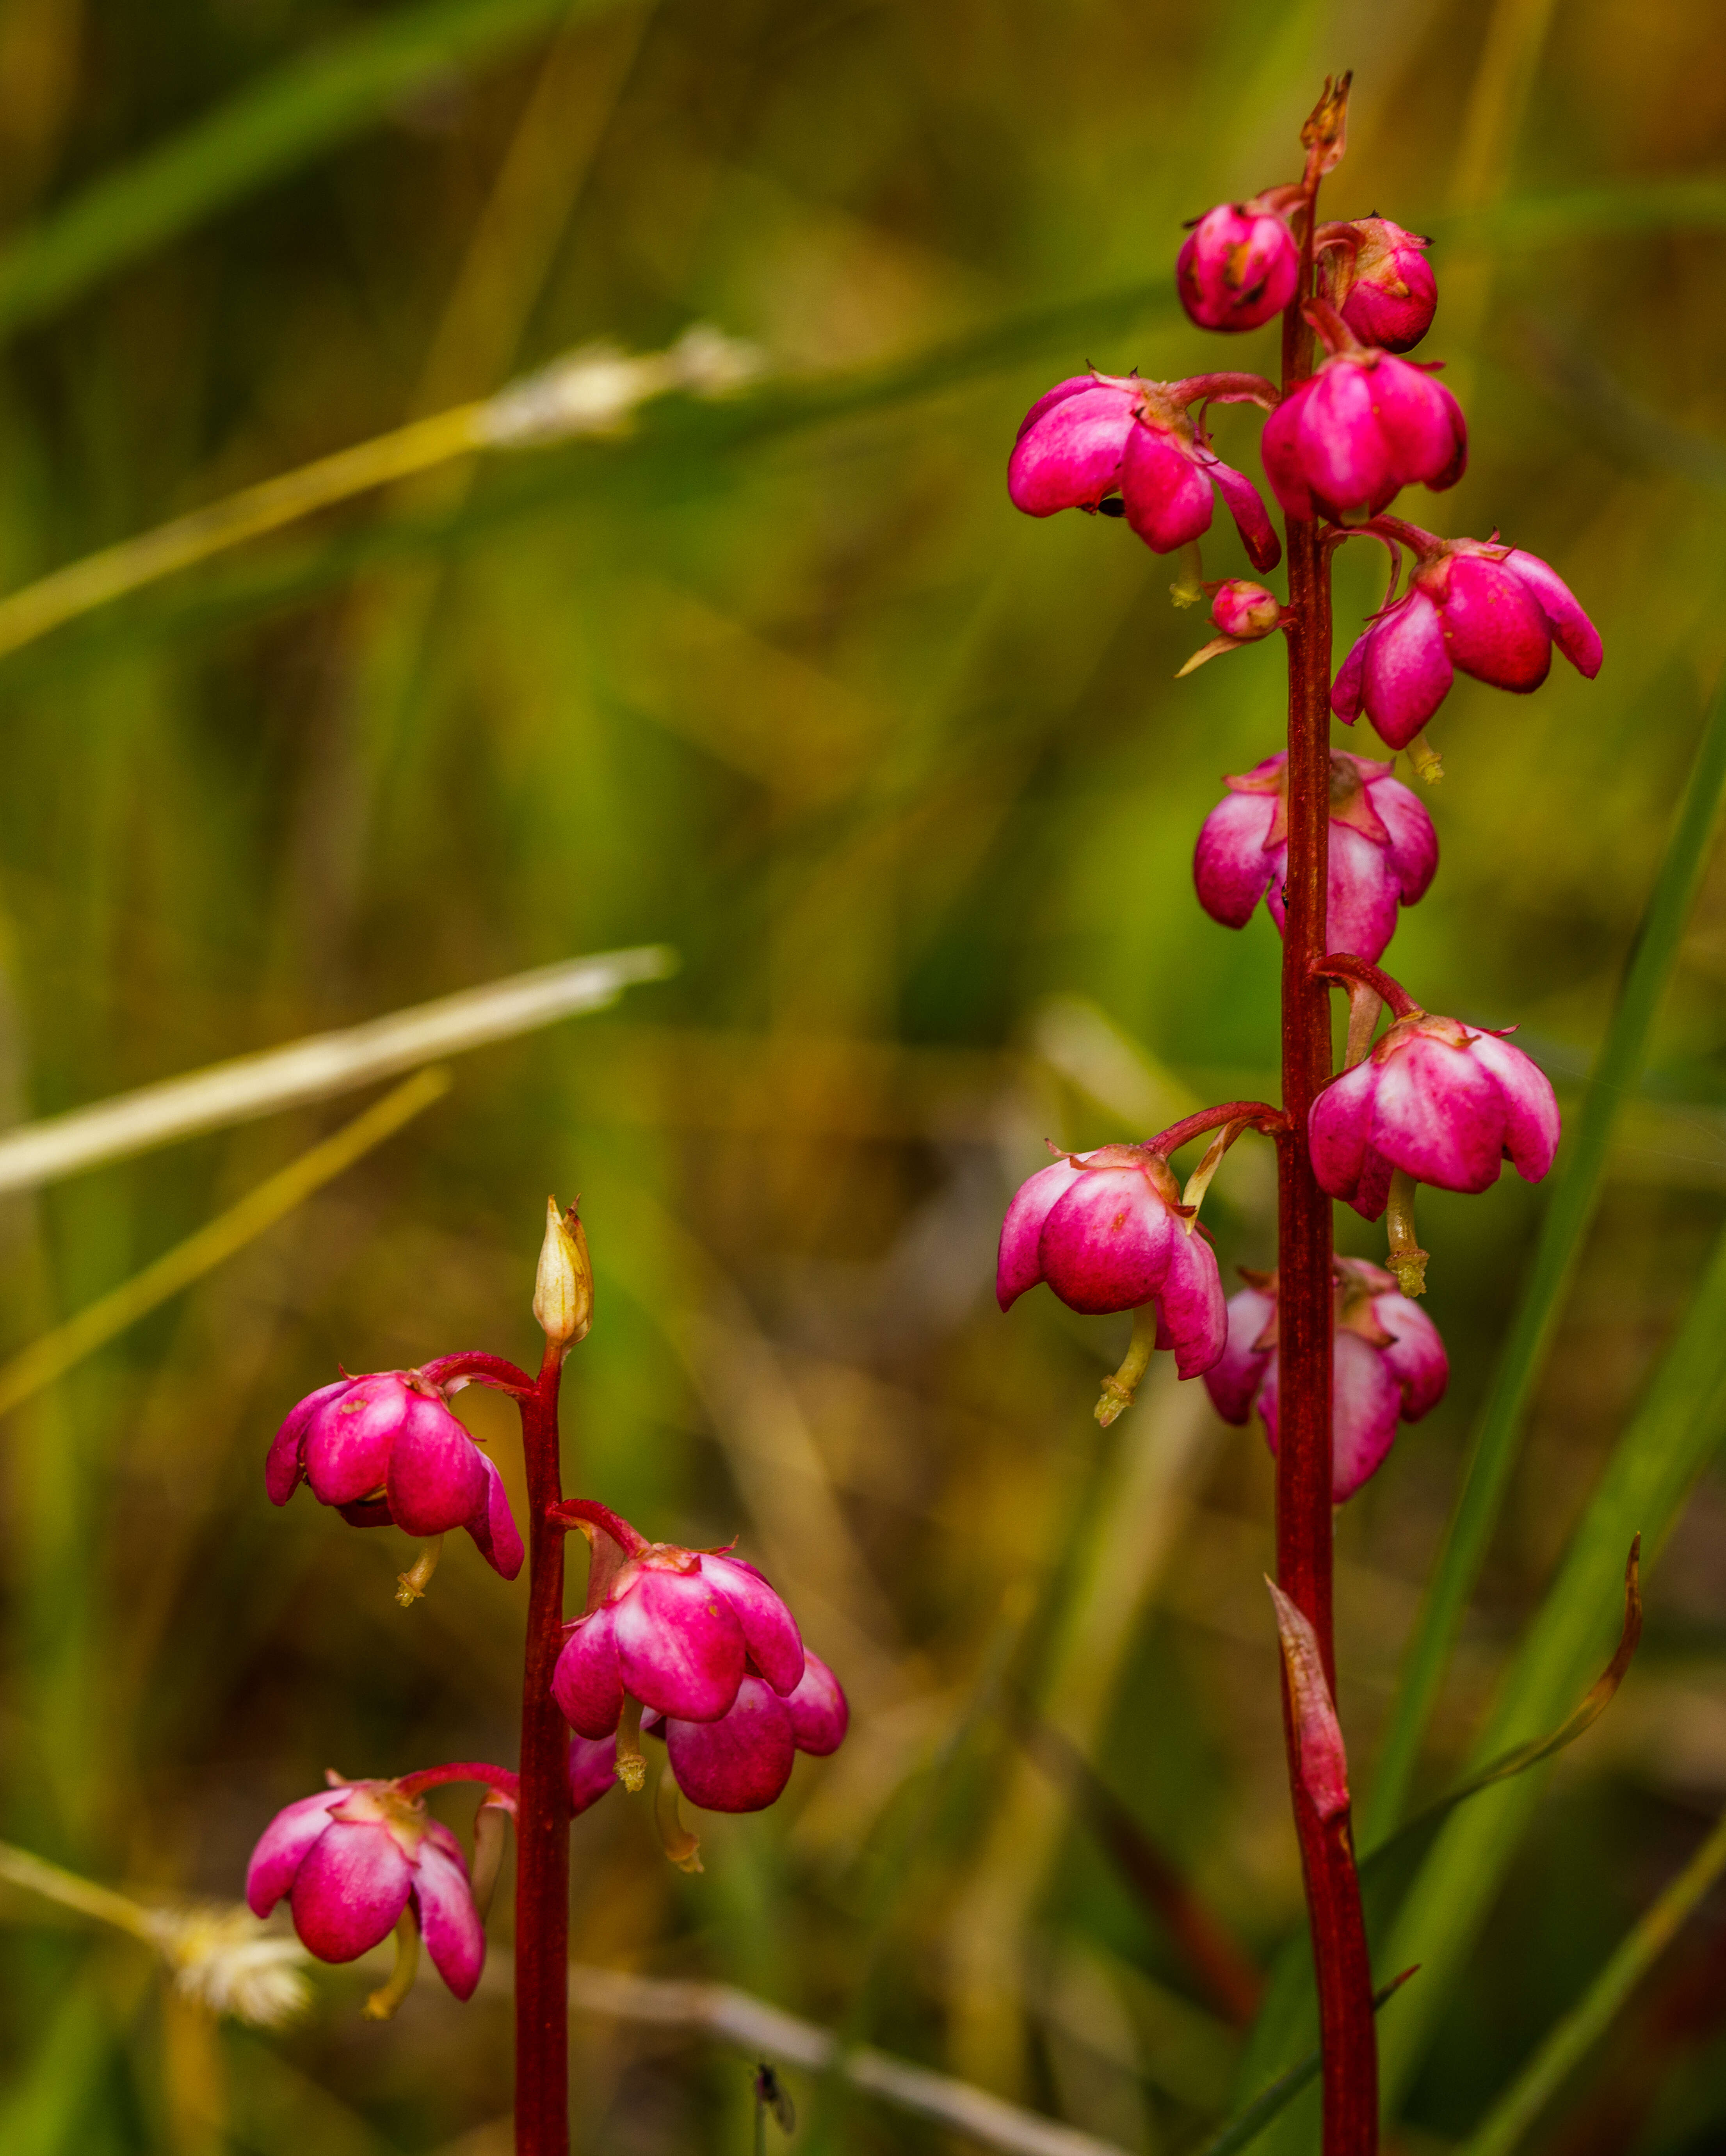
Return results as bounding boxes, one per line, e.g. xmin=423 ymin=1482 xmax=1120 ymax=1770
xmin=0 ymin=0 xmax=624 ymax=343
xmin=1362 ymin=662 xmax=1726 ymax=1845
xmin=1377 ymin=1208 xmax=1726 ymax=2107
xmin=1189 ymin=1973 xmax=1416 ymax=2156
xmin=1457 ymin=1796 xmax=1726 ymax=2156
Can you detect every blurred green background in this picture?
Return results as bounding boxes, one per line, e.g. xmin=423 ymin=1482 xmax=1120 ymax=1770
xmin=2 ymin=0 xmax=1726 ymax=2150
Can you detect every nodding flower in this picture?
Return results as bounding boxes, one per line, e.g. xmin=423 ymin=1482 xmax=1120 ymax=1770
xmin=550 ymin=1517 xmax=805 ymax=1747
xmin=1260 ymin=302 xmax=1465 ymax=524
xmin=1205 ymin=1259 xmax=1447 ymax=1500
xmin=1309 ymin=1010 xmax=1560 ymax=1218
xmin=997 ymin=1143 xmax=1227 ymax=1379
xmin=245 ymin=1779 xmax=485 ymax=2001
xmin=1194 ymin=749 xmax=1436 ymax=962
xmin=1008 ymin=370 xmax=1281 ymax=571
xmin=1331 ymin=525 xmax=1602 ymax=751
xmin=266 ymin=1369 xmax=522 ymax=1579
xmin=1177 ymin=201 xmax=1301 ymax=333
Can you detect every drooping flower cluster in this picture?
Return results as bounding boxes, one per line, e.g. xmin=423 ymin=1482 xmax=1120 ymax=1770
xmin=996 ymin=79 xmax=1598 ymax=1509
xmin=1205 ymin=1258 xmax=1447 ymax=1499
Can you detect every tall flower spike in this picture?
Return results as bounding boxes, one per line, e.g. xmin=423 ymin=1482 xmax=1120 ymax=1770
xmin=1008 ymin=371 xmax=1281 ymax=571
xmin=266 ymin=1369 xmax=523 ymax=1580
xmin=1331 ymin=525 xmax=1603 ymax=750
xmin=996 ymin=1142 xmax=1227 ymax=1379
xmin=1206 ymin=1259 xmax=1447 ymax=1500
xmin=1195 ymin=750 xmax=1436 ymax=962
xmin=245 ymin=1780 xmax=485 ymax=2002
xmin=1260 ymin=302 xmax=1466 ymax=523
xmin=1309 ymin=1007 xmax=1561 ymax=1220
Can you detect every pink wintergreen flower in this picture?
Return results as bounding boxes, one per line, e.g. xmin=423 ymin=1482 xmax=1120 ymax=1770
xmin=657 ymin=1651 xmax=849 ymax=1814
xmin=1320 ymin=217 xmax=1437 ymax=354
xmin=1008 ymin=370 xmax=1281 ymax=571
xmin=568 ymin=1734 xmax=622 ymax=1816
xmin=996 ymin=1143 xmax=1226 ymax=1379
xmin=1309 ymin=1010 xmax=1561 ymax=1219
xmin=1260 ymin=303 xmax=1466 ymax=524
xmin=1176 ymin=580 xmax=1285 ymax=678
xmin=1194 ymin=750 xmax=1437 ymax=962
xmin=245 ymin=1779 xmax=485 ymax=1999
xmin=1330 ymin=526 xmax=1603 ymax=751
xmin=1177 ymin=201 xmax=1300 ymax=333
xmin=550 ymin=1518 xmax=805 ymax=1742
xmin=1205 ymin=1259 xmax=1447 ymax=1500
xmin=266 ymin=1369 xmax=523 ymax=1580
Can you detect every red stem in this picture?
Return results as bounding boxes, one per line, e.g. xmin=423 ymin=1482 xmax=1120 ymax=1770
xmin=1148 ymin=1100 xmax=1285 ymax=1157
xmin=514 ymin=1341 xmax=573 ymax=2156
xmin=1311 ymin=953 xmax=1422 ymax=1019
xmin=1276 ymin=163 xmax=1380 ymax=2156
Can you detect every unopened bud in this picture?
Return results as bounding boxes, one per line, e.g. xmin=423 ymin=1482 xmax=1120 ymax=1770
xmin=533 ymin=1196 xmax=593 ymax=1347
xmin=1211 ymin=579 xmax=1281 ymax=641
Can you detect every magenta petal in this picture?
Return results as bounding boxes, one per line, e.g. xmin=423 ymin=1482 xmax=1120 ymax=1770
xmin=385 ymin=1394 xmax=488 ymax=1538
xmin=289 ymin=1820 xmax=413 ymax=1964
xmin=551 ymin=1606 xmax=626 ymax=1738
xmin=665 ymin=1678 xmax=797 ymax=1813
xmin=1308 ymin=1062 xmax=1377 ymax=1204
xmin=1120 ymin=424 xmax=1214 ymax=554
xmin=1325 ymin=824 xmax=1402 ymax=962
xmin=568 ymin=1733 xmax=619 ymax=1814
xmin=1440 ymin=555 xmax=1552 ymax=692
xmin=1374 ymin=1292 xmax=1448 ymax=1421
xmin=1372 ymin=774 xmax=1439 ymax=903
xmin=1194 ymin=790 xmax=1279 ymax=929
xmin=1007 ymin=379 xmax=1137 ymax=516
xmin=1208 ymin=459 xmax=1282 ymax=572
xmin=1259 ymin=389 xmax=1315 ymax=521
xmin=1150 ymin=1226 xmax=1227 ymax=1379
xmin=1204 ymin=1288 xmax=1276 ymax=1425
xmin=413 ymin=1823 xmax=484 ymax=2001
xmin=1037 ymin=1167 xmax=1180 ymax=1316
xmin=1352 ymin=1144 xmax=1396 ymax=1223
xmin=1466 ymin=1032 xmax=1562 ymax=1181
xmin=1301 ymin=365 xmax=1394 ymax=519
xmin=1331 ymin=1333 xmax=1403 ymax=1501
xmin=301 ymin=1375 xmax=406 ymax=1507
xmin=1362 ymin=591 xmax=1453 ymax=751
xmin=701 ymin=1554 xmax=804 ymax=1695
xmin=1372 ymin=1034 xmax=1505 ymax=1192
xmin=998 ymin=1157 xmax=1085 ymax=1310
xmin=266 ymin=1380 xmax=347 ymax=1505
xmin=786 ymin=1651 xmax=849 ymax=1756
xmin=1374 ymin=359 xmax=1467 ymax=492
xmin=1504 ymin=551 xmax=1603 ymax=678
xmin=245 ymin=1790 xmax=345 ymax=1917
xmin=463 ymin=1455 xmax=525 ymax=1580
xmin=613 ymin=1567 xmax=747 ymax=1723
xmin=1330 ymin=635 xmax=1366 ymax=724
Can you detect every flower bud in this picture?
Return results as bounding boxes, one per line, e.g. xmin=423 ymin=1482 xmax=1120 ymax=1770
xmin=1266 ymin=1582 xmax=1351 ymax=1822
xmin=533 ymin=1195 xmax=593 ymax=1348
xmin=1332 ymin=217 xmax=1437 ymax=354
xmin=1178 ymin=204 xmax=1300 ymax=333
xmin=1210 ymin=580 xmax=1281 ymax=641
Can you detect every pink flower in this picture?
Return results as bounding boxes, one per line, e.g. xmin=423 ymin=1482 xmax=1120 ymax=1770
xmin=1309 ymin=1012 xmax=1561 ymax=1218
xmin=1325 ymin=218 xmax=1437 ymax=354
xmin=266 ymin=1370 xmax=523 ymax=1580
xmin=657 ymin=1651 xmax=849 ymax=1814
xmin=568 ymin=1734 xmax=621 ymax=1816
xmin=246 ymin=1779 xmax=484 ymax=1999
xmin=1194 ymin=750 xmax=1436 ymax=962
xmin=1260 ymin=337 xmax=1466 ymax=524
xmin=1177 ymin=203 xmax=1300 ymax=332
xmin=1211 ymin=580 xmax=1281 ymax=641
xmin=1008 ymin=371 xmax=1280 ymax=570
xmin=1205 ymin=1259 xmax=1447 ymax=1499
xmin=552 ymin=1542 xmax=804 ymax=1738
xmin=996 ymin=1144 xmax=1226 ymax=1379
xmin=1331 ymin=536 xmax=1603 ymax=751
